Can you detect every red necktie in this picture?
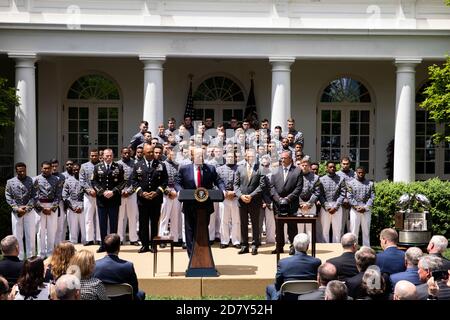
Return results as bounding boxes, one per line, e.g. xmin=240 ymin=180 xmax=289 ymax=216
xmin=197 ymin=165 xmax=202 ymax=187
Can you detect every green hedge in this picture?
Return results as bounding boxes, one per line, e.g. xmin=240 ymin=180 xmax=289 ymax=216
xmin=0 ymin=185 xmax=12 ymax=239
xmin=371 ymin=178 xmax=450 ymax=245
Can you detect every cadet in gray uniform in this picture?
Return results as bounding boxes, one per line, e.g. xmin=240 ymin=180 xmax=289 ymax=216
xmin=128 ymin=120 xmax=148 ymax=153
xmin=336 ymin=156 xmax=355 ymax=236
xmin=298 ymin=157 xmax=321 ymax=241
xmin=62 ymin=163 xmax=86 ymax=244
xmin=117 ymin=147 xmax=139 ymax=245
xmin=79 ymin=149 xmax=101 ymax=245
xmin=62 ymin=160 xmax=73 ymax=179
xmin=34 ymin=161 xmax=62 ymax=258
xmin=319 ymin=161 xmax=346 ymax=243
xmin=217 ymin=152 xmax=240 ymax=248
xmin=159 ymin=149 xmax=181 ymax=243
xmin=347 ymin=166 xmax=375 ymax=247
xmin=5 ymin=162 xmax=36 ymax=260
xmin=51 ymin=159 xmax=67 ymax=245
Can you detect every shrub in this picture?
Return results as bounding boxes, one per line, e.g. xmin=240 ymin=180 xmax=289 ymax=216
xmin=0 ymin=185 xmax=12 ymax=239
xmin=371 ymin=178 xmax=450 ymax=244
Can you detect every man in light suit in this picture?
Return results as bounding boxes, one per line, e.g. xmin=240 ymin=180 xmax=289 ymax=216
xmin=175 ymin=147 xmax=225 ymax=257
xmin=376 ymin=228 xmax=406 ymax=275
xmin=298 ymin=262 xmax=337 ymax=300
xmin=93 ymin=233 xmax=145 ymax=300
xmin=270 ymin=150 xmax=303 ymax=255
xmin=234 ymin=149 xmax=266 ymax=255
xmin=266 ymin=233 xmax=321 ymax=300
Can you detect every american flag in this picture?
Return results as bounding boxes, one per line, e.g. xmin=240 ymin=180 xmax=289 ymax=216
xmin=184 ymin=80 xmax=195 ymax=119
xmin=245 ymin=78 xmax=258 ymax=125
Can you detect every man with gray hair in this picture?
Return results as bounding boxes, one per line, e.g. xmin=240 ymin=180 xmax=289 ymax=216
xmin=427 ymin=235 xmax=450 ymax=271
xmin=389 ymin=247 xmax=423 ymax=288
xmin=393 ymin=280 xmax=417 ymax=300
xmin=416 ymin=255 xmax=443 ymax=300
xmin=0 ymin=235 xmax=24 ymax=287
xmin=327 ymin=233 xmax=359 ymax=280
xmin=325 ymin=280 xmax=348 ymax=300
xmin=55 ymin=274 xmax=81 ymax=300
xmin=299 ymin=262 xmax=337 ymax=300
xmin=266 ymin=233 xmax=321 ymax=300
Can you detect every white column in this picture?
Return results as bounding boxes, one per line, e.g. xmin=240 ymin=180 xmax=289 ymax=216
xmin=139 ymin=55 xmax=165 ymax=136
xmin=269 ymin=57 xmax=295 ymax=132
xmin=8 ymin=53 xmax=38 ymax=176
xmin=393 ymin=58 xmax=422 ymax=183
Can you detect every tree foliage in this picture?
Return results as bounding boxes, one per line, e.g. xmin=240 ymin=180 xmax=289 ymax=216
xmin=420 ymin=56 xmax=450 ymax=143
xmin=0 ymin=77 xmax=17 ymax=128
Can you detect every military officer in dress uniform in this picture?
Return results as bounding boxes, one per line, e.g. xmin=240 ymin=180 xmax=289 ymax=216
xmin=5 ymin=162 xmax=36 ymax=260
xmin=348 ymin=166 xmax=375 ymax=247
xmin=34 ymin=161 xmax=62 ymax=258
xmin=131 ymin=143 xmax=168 ymax=253
xmin=298 ymin=157 xmax=321 ymax=240
xmin=62 ymin=163 xmax=86 ymax=244
xmin=117 ymin=147 xmax=139 ymax=245
xmin=91 ymin=148 xmax=125 ymax=252
xmin=79 ymin=149 xmax=101 ymax=245
xmin=51 ymin=159 xmax=67 ymax=245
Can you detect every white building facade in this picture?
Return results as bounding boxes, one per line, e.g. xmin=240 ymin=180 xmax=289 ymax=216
xmin=0 ymin=0 xmax=449 ymax=182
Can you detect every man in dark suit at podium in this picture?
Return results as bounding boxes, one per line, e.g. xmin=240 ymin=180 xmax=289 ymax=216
xmin=175 ymin=147 xmax=225 ymax=257
xmin=270 ymin=150 xmax=303 ymax=255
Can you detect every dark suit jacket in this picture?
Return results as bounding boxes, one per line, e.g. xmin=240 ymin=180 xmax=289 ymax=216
xmin=131 ymin=159 xmax=168 ymax=205
xmin=93 ymin=254 xmax=140 ymax=299
xmin=376 ymin=246 xmax=406 ymax=275
xmin=91 ymin=162 xmax=125 ymax=207
xmin=274 ymin=252 xmax=321 ymax=291
xmin=0 ymin=256 xmax=23 ymax=287
xmin=270 ymin=166 xmax=303 ymax=215
xmin=234 ymin=162 xmax=265 ymax=207
xmin=345 ymin=271 xmax=391 ymax=299
xmin=175 ymin=163 xmax=225 ymax=214
xmin=416 ymin=280 xmax=450 ymax=300
xmin=389 ymin=267 xmax=421 ymax=288
xmin=298 ymin=286 xmax=326 ymax=300
xmin=327 ymin=251 xmax=359 ymax=280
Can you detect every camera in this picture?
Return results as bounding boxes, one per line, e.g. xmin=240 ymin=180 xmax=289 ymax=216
xmin=432 ymin=270 xmax=449 ymax=281
xmin=278 ymin=198 xmax=289 ymax=216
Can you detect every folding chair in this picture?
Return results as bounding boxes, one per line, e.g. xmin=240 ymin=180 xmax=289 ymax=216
xmin=103 ymin=283 xmax=134 ymax=300
xmin=279 ymin=280 xmax=319 ymax=300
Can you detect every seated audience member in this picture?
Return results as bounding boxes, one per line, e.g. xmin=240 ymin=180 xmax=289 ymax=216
xmin=389 ymin=246 xmax=423 ymax=289
xmin=358 ymin=266 xmax=388 ymax=300
xmin=299 ymin=262 xmax=337 ymax=300
xmin=45 ymin=241 xmax=76 ymax=283
xmin=93 ymin=233 xmax=145 ymax=300
xmin=415 ymin=255 xmax=448 ymax=300
xmin=11 ymin=256 xmax=52 ymax=300
xmin=376 ymin=228 xmax=406 ymax=275
xmin=393 ymin=280 xmax=417 ymax=300
xmin=266 ymin=233 xmax=321 ymax=300
xmin=324 ymin=280 xmax=349 ymax=300
xmin=326 ymin=233 xmax=359 ymax=280
xmin=426 ymin=270 xmax=450 ymax=300
xmin=427 ymin=235 xmax=450 ymax=271
xmin=55 ymin=274 xmax=81 ymax=300
xmin=345 ymin=246 xmax=377 ymax=299
xmin=0 ymin=235 xmax=24 ymax=288
xmin=68 ymin=250 xmax=108 ymax=300
xmin=0 ymin=276 xmax=11 ymax=300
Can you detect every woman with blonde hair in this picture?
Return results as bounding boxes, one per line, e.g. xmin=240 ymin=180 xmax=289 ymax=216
xmin=45 ymin=241 xmax=76 ymax=282
xmin=68 ymin=250 xmax=108 ymax=300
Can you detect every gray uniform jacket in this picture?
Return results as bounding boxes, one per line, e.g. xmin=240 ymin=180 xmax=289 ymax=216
xmin=347 ymin=178 xmax=375 ymax=210
xmin=62 ymin=175 xmax=84 ymax=211
xmin=33 ymin=174 xmax=62 ymax=212
xmin=79 ymin=161 xmax=96 ymax=195
xmin=5 ymin=176 xmax=36 ymax=215
xmin=300 ymin=172 xmax=321 ymax=206
xmin=319 ymin=174 xmax=345 ymax=210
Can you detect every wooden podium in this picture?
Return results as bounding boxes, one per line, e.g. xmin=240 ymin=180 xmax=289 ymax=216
xmin=178 ymin=189 xmax=224 ymax=277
